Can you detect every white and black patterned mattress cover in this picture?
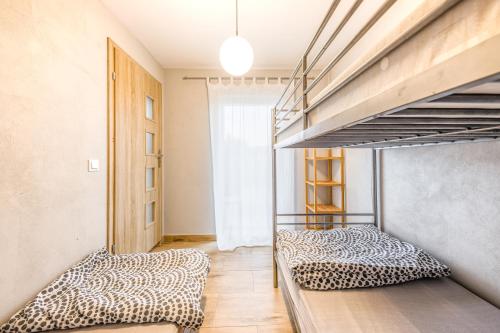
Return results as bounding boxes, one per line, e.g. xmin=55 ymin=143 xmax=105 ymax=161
xmin=1 ymin=248 xmax=210 ymax=332
xmin=277 ymin=225 xmax=450 ymax=290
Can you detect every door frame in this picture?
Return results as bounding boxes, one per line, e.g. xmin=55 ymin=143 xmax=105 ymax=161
xmin=106 ymin=38 xmax=163 ymax=253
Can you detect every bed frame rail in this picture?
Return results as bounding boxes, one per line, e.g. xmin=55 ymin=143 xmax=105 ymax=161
xmin=272 ymin=0 xmax=461 ymax=142
xmin=276 ymin=212 xmax=375 ymax=227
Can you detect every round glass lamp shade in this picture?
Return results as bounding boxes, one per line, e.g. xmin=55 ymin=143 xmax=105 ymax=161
xmin=219 ymin=36 xmax=254 ymax=76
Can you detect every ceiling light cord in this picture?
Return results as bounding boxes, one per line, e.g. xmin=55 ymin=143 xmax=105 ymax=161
xmin=235 ymin=0 xmax=239 ymax=36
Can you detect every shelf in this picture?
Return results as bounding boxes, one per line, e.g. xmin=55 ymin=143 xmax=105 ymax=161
xmin=305 ymin=156 xmax=343 ymax=161
xmin=304 ymin=148 xmax=345 ymax=231
xmin=305 ymin=180 xmax=344 ymax=187
xmin=306 ymin=203 xmax=344 ymax=213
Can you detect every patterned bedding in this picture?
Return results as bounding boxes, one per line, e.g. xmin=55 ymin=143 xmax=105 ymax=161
xmin=277 ymin=225 xmax=450 ymax=290
xmin=1 ymin=248 xmax=210 ymax=332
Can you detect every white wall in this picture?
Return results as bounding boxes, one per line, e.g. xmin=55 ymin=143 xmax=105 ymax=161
xmin=162 ymin=69 xmax=292 ymax=235
xmin=0 ymin=0 xmax=163 ymax=322
xmin=381 ymin=141 xmax=500 ymax=307
xmin=345 ymin=149 xmax=374 ymax=223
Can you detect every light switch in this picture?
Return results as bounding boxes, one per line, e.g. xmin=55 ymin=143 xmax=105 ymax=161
xmin=88 ymin=159 xmax=99 ymax=172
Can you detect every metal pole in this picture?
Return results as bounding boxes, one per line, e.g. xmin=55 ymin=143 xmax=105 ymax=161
xmin=277 ymin=222 xmax=374 ymax=226
xmin=372 ymin=148 xmax=379 ymax=229
xmin=235 ymin=0 xmax=238 ymax=36
xmin=302 ymin=55 xmax=308 ymax=130
xmin=277 ymin=212 xmax=373 ymax=217
xmin=271 ymin=108 xmax=278 ymax=288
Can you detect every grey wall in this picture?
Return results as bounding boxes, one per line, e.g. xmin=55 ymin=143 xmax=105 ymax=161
xmin=381 ymin=140 xmax=500 ymax=307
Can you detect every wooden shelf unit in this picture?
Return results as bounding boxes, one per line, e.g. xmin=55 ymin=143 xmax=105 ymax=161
xmin=305 ymin=148 xmax=345 ymax=230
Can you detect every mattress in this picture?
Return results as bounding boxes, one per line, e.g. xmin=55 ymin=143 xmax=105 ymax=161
xmin=277 ymin=252 xmax=500 ymax=333
xmin=60 ymin=322 xmax=181 ymax=332
xmin=1 ymin=249 xmax=210 ymax=333
xmin=277 ymin=226 xmax=450 ymax=290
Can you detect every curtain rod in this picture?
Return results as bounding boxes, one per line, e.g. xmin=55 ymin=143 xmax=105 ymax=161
xmin=183 ymin=76 xmax=291 ymax=81
xmin=182 ymin=76 xmax=315 ymax=81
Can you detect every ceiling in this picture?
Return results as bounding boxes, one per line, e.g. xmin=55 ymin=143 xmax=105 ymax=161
xmin=102 ymin=0 xmax=332 ymax=69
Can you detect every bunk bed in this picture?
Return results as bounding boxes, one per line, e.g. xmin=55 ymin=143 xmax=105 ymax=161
xmin=271 ymin=0 xmax=500 ymax=331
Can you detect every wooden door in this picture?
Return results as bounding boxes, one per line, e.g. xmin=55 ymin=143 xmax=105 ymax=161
xmin=107 ymin=39 xmax=162 ymax=253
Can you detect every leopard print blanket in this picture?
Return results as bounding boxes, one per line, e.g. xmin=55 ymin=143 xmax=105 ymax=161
xmin=1 ymin=248 xmax=210 ymax=332
xmin=277 ymin=225 xmax=450 ymax=290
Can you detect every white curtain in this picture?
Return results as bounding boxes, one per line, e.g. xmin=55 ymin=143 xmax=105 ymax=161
xmin=208 ymin=79 xmax=284 ymax=250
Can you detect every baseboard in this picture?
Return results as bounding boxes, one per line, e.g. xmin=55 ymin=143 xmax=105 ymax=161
xmin=162 ymin=234 xmax=217 ymax=243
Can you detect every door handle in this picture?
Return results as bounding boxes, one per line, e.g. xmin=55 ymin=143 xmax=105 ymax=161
xmin=157 ymin=150 xmax=163 ymax=168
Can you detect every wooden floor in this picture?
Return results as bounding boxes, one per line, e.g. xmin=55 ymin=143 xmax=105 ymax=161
xmin=153 ymin=241 xmax=293 ymax=333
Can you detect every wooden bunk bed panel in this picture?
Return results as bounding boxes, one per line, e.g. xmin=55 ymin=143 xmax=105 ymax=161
xmin=275 ymin=0 xmax=500 ymax=149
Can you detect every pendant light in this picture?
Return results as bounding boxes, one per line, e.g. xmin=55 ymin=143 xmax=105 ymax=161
xmin=219 ymin=0 xmax=254 ymax=76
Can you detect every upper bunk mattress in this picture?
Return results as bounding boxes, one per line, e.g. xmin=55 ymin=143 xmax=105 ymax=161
xmin=277 ymin=225 xmax=449 ymax=290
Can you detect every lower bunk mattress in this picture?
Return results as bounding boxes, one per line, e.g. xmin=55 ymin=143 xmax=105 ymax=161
xmin=277 ymin=252 xmax=500 ymax=333
xmin=1 ymin=248 xmax=210 ymax=333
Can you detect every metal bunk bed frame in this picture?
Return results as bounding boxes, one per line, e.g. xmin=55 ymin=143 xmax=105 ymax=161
xmin=271 ymin=147 xmax=379 ymax=288
xmin=270 ymin=0 xmax=500 ymax=287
